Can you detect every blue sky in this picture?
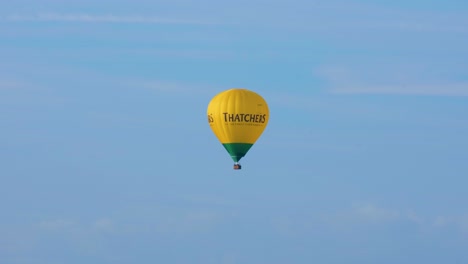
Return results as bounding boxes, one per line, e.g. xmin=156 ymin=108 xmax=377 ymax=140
xmin=1 ymin=1 xmax=468 ymax=263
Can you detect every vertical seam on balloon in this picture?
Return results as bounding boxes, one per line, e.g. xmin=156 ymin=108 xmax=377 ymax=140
xmin=221 ymin=90 xmax=230 ymax=143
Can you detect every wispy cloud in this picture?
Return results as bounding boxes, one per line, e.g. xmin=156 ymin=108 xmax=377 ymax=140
xmin=316 ymin=63 xmax=468 ymax=97
xmin=38 ymin=219 xmax=76 ymax=231
xmin=325 ymin=8 xmax=468 ymax=34
xmin=318 ymin=203 xmax=414 ymax=227
xmin=37 ymin=218 xmax=117 ymax=236
xmin=137 ymin=80 xmax=220 ymax=96
xmin=0 ymin=80 xmax=25 ymax=90
xmin=151 ymin=207 xmax=225 ymax=234
xmin=93 ymin=218 xmax=114 ymax=233
xmin=4 ymin=3 xmax=466 ymax=34
xmin=331 ymin=83 xmax=468 ymax=96
xmin=433 ymin=215 xmax=468 ymax=234
xmin=351 ymin=203 xmax=400 ymax=222
xmin=317 ymin=202 xmax=468 ymax=236
xmin=4 ymin=13 xmax=209 ymax=25
xmin=215 ymin=1 xmax=468 ymax=34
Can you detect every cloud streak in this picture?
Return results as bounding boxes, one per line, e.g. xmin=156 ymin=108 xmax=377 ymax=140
xmin=331 ymin=83 xmax=468 ymax=96
xmin=0 ymin=80 xmax=25 ymax=90
xmin=316 ymin=202 xmax=468 ymax=237
xmin=433 ymin=215 xmax=468 ymax=233
xmin=316 ymin=63 xmax=468 ymax=97
xmin=351 ymin=203 xmax=400 ymax=222
xmin=136 ymin=80 xmax=220 ymax=96
xmin=5 ymin=13 xmax=209 ymax=25
xmin=38 ymin=219 xmax=76 ymax=231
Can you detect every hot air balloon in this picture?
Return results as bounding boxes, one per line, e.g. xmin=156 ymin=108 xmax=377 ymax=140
xmin=207 ymin=88 xmax=269 ymax=170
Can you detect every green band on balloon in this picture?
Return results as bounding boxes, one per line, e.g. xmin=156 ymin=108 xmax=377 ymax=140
xmin=222 ymin=143 xmax=254 ymax=162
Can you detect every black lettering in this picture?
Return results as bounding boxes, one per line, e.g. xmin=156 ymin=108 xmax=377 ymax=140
xmin=239 ymin=114 xmax=245 ymax=122
xmin=222 ymin=112 xmax=268 ymax=123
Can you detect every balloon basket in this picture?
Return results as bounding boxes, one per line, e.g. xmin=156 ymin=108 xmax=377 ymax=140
xmin=233 ymin=163 xmax=242 ymax=170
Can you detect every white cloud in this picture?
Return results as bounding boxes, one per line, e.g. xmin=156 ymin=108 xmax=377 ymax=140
xmin=5 ymin=13 xmax=209 ymax=25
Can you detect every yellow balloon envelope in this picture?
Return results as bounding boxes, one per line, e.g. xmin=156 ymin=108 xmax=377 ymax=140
xmin=207 ymin=88 xmax=269 ymax=169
